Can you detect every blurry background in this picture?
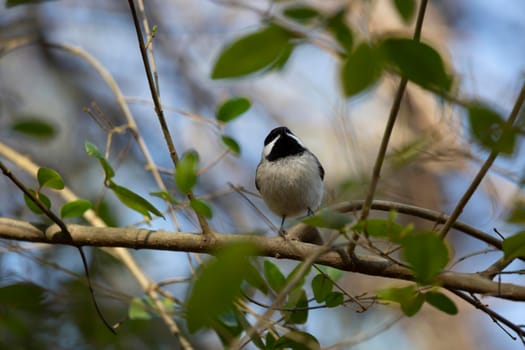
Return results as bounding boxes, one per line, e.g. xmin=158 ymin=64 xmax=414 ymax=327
xmin=0 ymin=0 xmax=524 ymax=349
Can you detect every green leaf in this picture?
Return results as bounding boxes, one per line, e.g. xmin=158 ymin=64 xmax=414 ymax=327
xmin=186 ymin=242 xmax=260 ymax=332
xmin=214 ymin=309 xmax=243 ymax=346
xmin=85 ymin=141 xmax=115 ymax=181
xmin=128 ymin=297 xmax=152 ymax=320
xmin=424 ymin=291 xmax=458 ymax=315
xmin=284 ymin=288 xmax=308 ymax=325
xmin=502 ymin=231 xmax=525 ymax=260
xmin=326 ymin=9 xmax=354 ymax=54
xmin=60 ymin=199 xmax=92 ymax=219
xmin=274 ymin=331 xmax=321 ymax=350
xmin=221 ymin=135 xmax=241 ymax=156
xmin=0 ymin=282 xmax=46 ymax=309
xmin=244 ymin=261 xmax=269 ymax=295
xmin=378 ymin=285 xmax=424 ymax=316
xmin=467 ymin=102 xmax=517 ymax=155
xmin=392 ymin=0 xmax=416 ymax=23
xmin=269 ymin=43 xmax=295 ymax=71
xmin=311 ymin=274 xmax=333 ymax=303
xmin=216 ymin=97 xmax=252 ymax=123
xmin=174 ymin=150 xmax=199 ymax=194
xmin=150 ymin=190 xmax=178 ymax=204
xmin=352 ymin=218 xmax=409 ymax=242
xmin=302 ymin=209 xmax=352 ymax=230
xmin=285 ymin=262 xmax=311 ymax=290
xmin=341 ymin=43 xmax=382 ymax=97
xmin=37 ymin=167 xmax=64 ymax=190
xmin=316 ymin=265 xmax=344 ymax=282
xmin=24 ymin=190 xmax=51 ymax=214
xmin=264 ymin=260 xmax=286 ymax=292
xmin=324 ymin=291 xmax=344 ymax=307
xmin=402 ymin=232 xmax=449 ymax=285
xmin=283 ymin=5 xmax=321 ymax=24
xmin=379 ymin=38 xmax=452 ymax=92
xmin=211 ymin=24 xmax=293 ymax=79
xmin=190 ymin=198 xmax=213 ymax=219
xmin=108 ymin=181 xmax=164 ymax=220
xmin=10 ymin=117 xmax=56 ymax=138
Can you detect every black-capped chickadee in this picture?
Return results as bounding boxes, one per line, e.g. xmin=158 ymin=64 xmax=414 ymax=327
xmin=255 ymin=126 xmax=324 ymax=236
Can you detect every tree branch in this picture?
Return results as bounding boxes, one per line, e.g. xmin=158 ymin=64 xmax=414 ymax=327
xmin=1 ymin=217 xmax=524 ymax=301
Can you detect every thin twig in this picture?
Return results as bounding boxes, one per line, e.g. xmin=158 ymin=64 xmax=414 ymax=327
xmin=440 ymin=80 xmax=525 ymax=238
xmin=349 ymin=0 xmax=429 ymax=257
xmin=127 ymin=0 xmax=212 ymax=236
xmin=450 ymin=290 xmax=525 ymax=345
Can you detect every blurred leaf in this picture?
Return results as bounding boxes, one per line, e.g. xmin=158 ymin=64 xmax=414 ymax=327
xmin=175 ymin=150 xmax=199 ymax=194
xmin=302 ymin=209 xmax=352 ymax=230
xmin=284 ymin=288 xmax=308 ymax=325
xmin=24 ymin=190 xmax=51 ymax=214
xmin=507 ymin=201 xmax=525 ymax=223
xmin=10 ymin=117 xmax=55 ymax=139
xmin=341 ymin=43 xmax=382 ymax=97
xmin=244 ymin=261 xmax=269 ymax=295
xmin=424 ymin=291 xmax=458 ymax=315
xmin=108 ymin=181 xmax=164 ymax=220
xmin=402 ymin=232 xmax=449 ymax=285
xmin=221 ymin=135 xmax=241 ymax=156
xmin=212 ymin=24 xmax=293 ymax=79
xmin=283 ymin=5 xmax=321 ymax=23
xmin=37 ymin=167 xmax=64 ymax=190
xmin=150 ymin=190 xmax=178 ymax=204
xmin=467 ymin=102 xmax=517 ymax=155
xmin=0 ymin=282 xmax=46 ymax=309
xmin=326 ymin=8 xmax=354 ymax=54
xmin=266 ymin=332 xmax=277 ymax=349
xmin=274 ymin=330 xmax=321 ymax=350
xmin=269 ymin=43 xmax=295 ymax=71
xmin=186 ymin=242 xmax=260 ymax=332
xmin=128 ymin=298 xmax=152 ymax=320
xmin=214 ymin=309 xmax=243 ymax=346
xmin=216 ymin=97 xmax=251 ymax=123
xmin=378 ymin=285 xmax=424 ymax=316
xmin=392 ymin=0 xmax=416 ymax=23
xmin=379 ymin=38 xmax=452 ymax=92
xmin=85 ymin=142 xmax=115 ymax=181
xmin=311 ymin=274 xmax=333 ymax=303
xmin=389 ymin=137 xmax=430 ymax=168
xmin=285 ymin=262 xmax=311 ymax=291
xmin=316 ymin=265 xmax=344 ymax=282
xmin=190 ymin=198 xmax=213 ymax=219
xmin=60 ymin=199 xmax=92 ymax=219
xmin=324 ymin=291 xmax=344 ymax=307
xmin=502 ymin=231 xmax=525 ymax=260
xmin=264 ymin=260 xmax=286 ymax=292
xmin=353 ymin=217 xmax=409 ymax=242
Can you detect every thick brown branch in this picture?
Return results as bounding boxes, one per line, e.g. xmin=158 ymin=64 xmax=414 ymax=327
xmin=1 ymin=217 xmax=524 ymax=301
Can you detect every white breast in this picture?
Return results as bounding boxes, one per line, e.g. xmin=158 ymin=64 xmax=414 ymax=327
xmin=256 ymin=151 xmax=323 ymax=218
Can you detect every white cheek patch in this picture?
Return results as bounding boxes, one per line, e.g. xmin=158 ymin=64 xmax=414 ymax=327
xmin=263 ymin=134 xmax=280 ymax=157
xmin=286 ymin=132 xmax=305 ymax=148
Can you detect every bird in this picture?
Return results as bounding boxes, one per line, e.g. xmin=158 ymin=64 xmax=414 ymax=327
xmin=255 ymin=126 xmax=324 ymax=237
